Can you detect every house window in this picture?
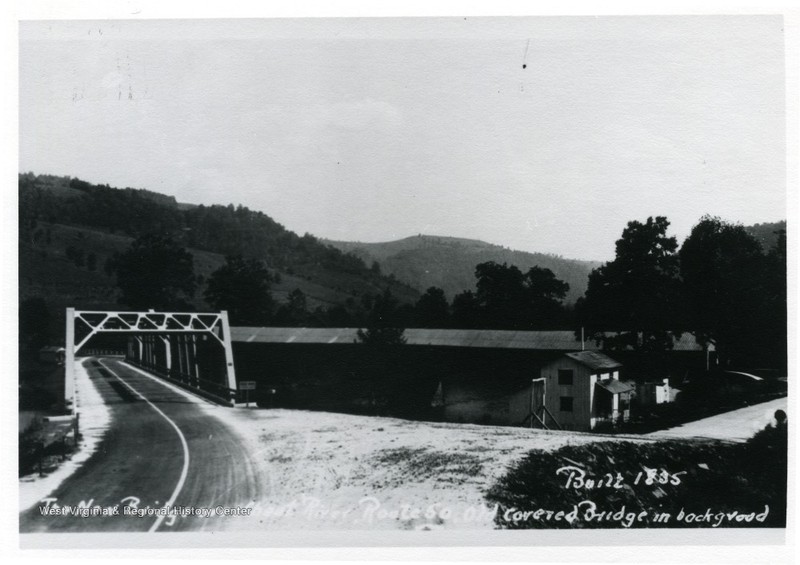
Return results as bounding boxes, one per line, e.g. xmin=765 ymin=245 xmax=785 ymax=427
xmin=560 ymin=396 xmax=573 ymax=412
xmin=558 ymin=369 xmax=574 ymax=385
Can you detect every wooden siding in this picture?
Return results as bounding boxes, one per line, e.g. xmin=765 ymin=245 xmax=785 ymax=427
xmin=442 ymin=381 xmax=533 ymax=426
xmin=540 ymin=356 xmax=593 ymax=431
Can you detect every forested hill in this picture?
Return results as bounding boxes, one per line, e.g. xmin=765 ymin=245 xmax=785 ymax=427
xmin=19 ymin=172 xmax=784 ymax=325
xmin=18 ymin=173 xmax=420 ymax=316
xmin=746 ymin=221 xmax=786 ymax=252
xmin=323 ymin=235 xmax=601 ymax=305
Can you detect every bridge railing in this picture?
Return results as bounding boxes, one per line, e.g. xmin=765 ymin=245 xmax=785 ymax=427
xmin=125 ymin=358 xmax=237 ymax=406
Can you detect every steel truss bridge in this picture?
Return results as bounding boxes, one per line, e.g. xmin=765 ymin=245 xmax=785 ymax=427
xmin=65 ymin=309 xmax=238 ymax=407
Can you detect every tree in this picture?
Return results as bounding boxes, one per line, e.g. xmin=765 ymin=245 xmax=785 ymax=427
xmin=356 ymin=288 xmax=408 ymax=415
xmin=414 ymin=286 xmax=450 ymax=328
xmin=576 ymin=216 xmax=683 ymax=352
xmin=275 ymin=288 xmax=309 ymax=327
xmin=356 ymin=288 xmax=407 ymax=346
xmin=108 ymin=234 xmax=197 ymax=310
xmin=19 ymin=296 xmax=50 ymax=351
xmin=451 ymin=290 xmax=482 ymax=329
xmin=764 ymin=229 xmax=788 ymax=373
xmin=204 ymin=255 xmax=275 ymax=325
xmin=65 ymin=246 xmax=85 ymax=267
xmin=471 ymin=261 xmax=570 ymax=329
xmin=524 ymin=266 xmax=570 ymax=328
xmin=474 ymin=261 xmax=528 ymax=328
xmin=322 ymin=304 xmax=355 ymax=327
xmin=680 ymin=216 xmax=783 ymax=368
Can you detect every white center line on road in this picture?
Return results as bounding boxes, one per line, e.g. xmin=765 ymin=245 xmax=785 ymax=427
xmin=97 ymin=358 xmax=190 ymax=533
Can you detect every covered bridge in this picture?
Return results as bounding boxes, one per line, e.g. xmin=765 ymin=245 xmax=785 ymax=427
xmin=229 ymin=327 xmax=709 ymax=428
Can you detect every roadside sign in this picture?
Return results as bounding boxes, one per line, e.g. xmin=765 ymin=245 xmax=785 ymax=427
xmin=239 ymin=381 xmax=256 ymax=408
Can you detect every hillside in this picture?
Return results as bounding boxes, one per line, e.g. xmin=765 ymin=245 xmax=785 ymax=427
xmin=19 ymin=174 xmax=420 ymax=339
xmin=20 ymin=173 xmax=783 ymax=333
xmin=745 ymin=221 xmax=786 ymax=252
xmin=324 ymin=235 xmax=600 ymax=304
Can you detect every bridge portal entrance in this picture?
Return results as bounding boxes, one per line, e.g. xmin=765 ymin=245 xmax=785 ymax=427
xmin=65 ymin=309 xmax=238 ymax=408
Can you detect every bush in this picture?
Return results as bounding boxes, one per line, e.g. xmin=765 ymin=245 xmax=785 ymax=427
xmin=19 ymin=423 xmax=79 ymax=477
xmin=19 ymin=422 xmax=45 ymax=476
xmin=486 ymin=422 xmax=787 ymax=529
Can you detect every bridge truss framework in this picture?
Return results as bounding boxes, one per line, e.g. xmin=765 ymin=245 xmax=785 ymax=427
xmin=65 ymin=309 xmax=239 ymax=408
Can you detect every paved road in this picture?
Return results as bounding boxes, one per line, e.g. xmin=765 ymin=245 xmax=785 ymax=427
xmin=647 ymin=397 xmax=788 ymax=443
xmin=20 ymin=358 xmax=265 ymax=533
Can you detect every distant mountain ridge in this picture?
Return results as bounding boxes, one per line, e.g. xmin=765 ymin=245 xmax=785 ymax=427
xmin=323 ymin=235 xmax=601 ymax=304
xmin=20 ymin=173 xmax=784 ymax=321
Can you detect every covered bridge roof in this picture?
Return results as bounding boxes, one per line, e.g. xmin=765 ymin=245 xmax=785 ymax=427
xmin=230 ymin=327 xmax=706 ymax=352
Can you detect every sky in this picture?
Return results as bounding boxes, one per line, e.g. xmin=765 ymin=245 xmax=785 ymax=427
xmin=18 ymin=16 xmax=787 ymax=262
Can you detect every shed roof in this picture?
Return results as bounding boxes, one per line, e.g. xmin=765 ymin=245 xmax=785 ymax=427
xmin=229 ymin=327 xmax=707 ymax=352
xmin=565 ymin=351 xmax=622 ymax=371
xmin=596 ymin=379 xmax=634 ymax=394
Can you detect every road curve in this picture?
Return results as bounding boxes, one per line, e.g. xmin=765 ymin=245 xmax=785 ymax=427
xmin=20 ymin=357 xmax=266 ymax=533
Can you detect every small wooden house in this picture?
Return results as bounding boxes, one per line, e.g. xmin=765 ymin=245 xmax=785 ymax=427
xmin=636 ymin=378 xmax=676 ymax=407
xmin=537 ymin=351 xmax=631 ymax=432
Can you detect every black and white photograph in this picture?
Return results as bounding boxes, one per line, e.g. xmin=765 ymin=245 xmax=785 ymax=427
xmin=10 ymin=3 xmax=796 ymax=559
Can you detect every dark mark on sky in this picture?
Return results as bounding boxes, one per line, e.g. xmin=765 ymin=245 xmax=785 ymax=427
xmin=522 ymin=38 xmax=530 ymax=69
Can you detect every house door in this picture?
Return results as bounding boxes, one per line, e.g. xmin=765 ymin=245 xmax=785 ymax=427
xmin=530 ymin=378 xmax=546 ymax=428
xmin=594 ymin=386 xmax=613 ymax=421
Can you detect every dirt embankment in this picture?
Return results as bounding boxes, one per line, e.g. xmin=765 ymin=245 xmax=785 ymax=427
xmin=206 ymin=407 xmax=631 ymax=530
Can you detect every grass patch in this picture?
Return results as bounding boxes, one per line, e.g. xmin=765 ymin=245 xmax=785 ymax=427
xmin=19 ymin=417 xmax=80 ymax=477
xmin=486 ymin=422 xmax=787 ymax=529
xmin=373 ymin=447 xmax=484 ymax=485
